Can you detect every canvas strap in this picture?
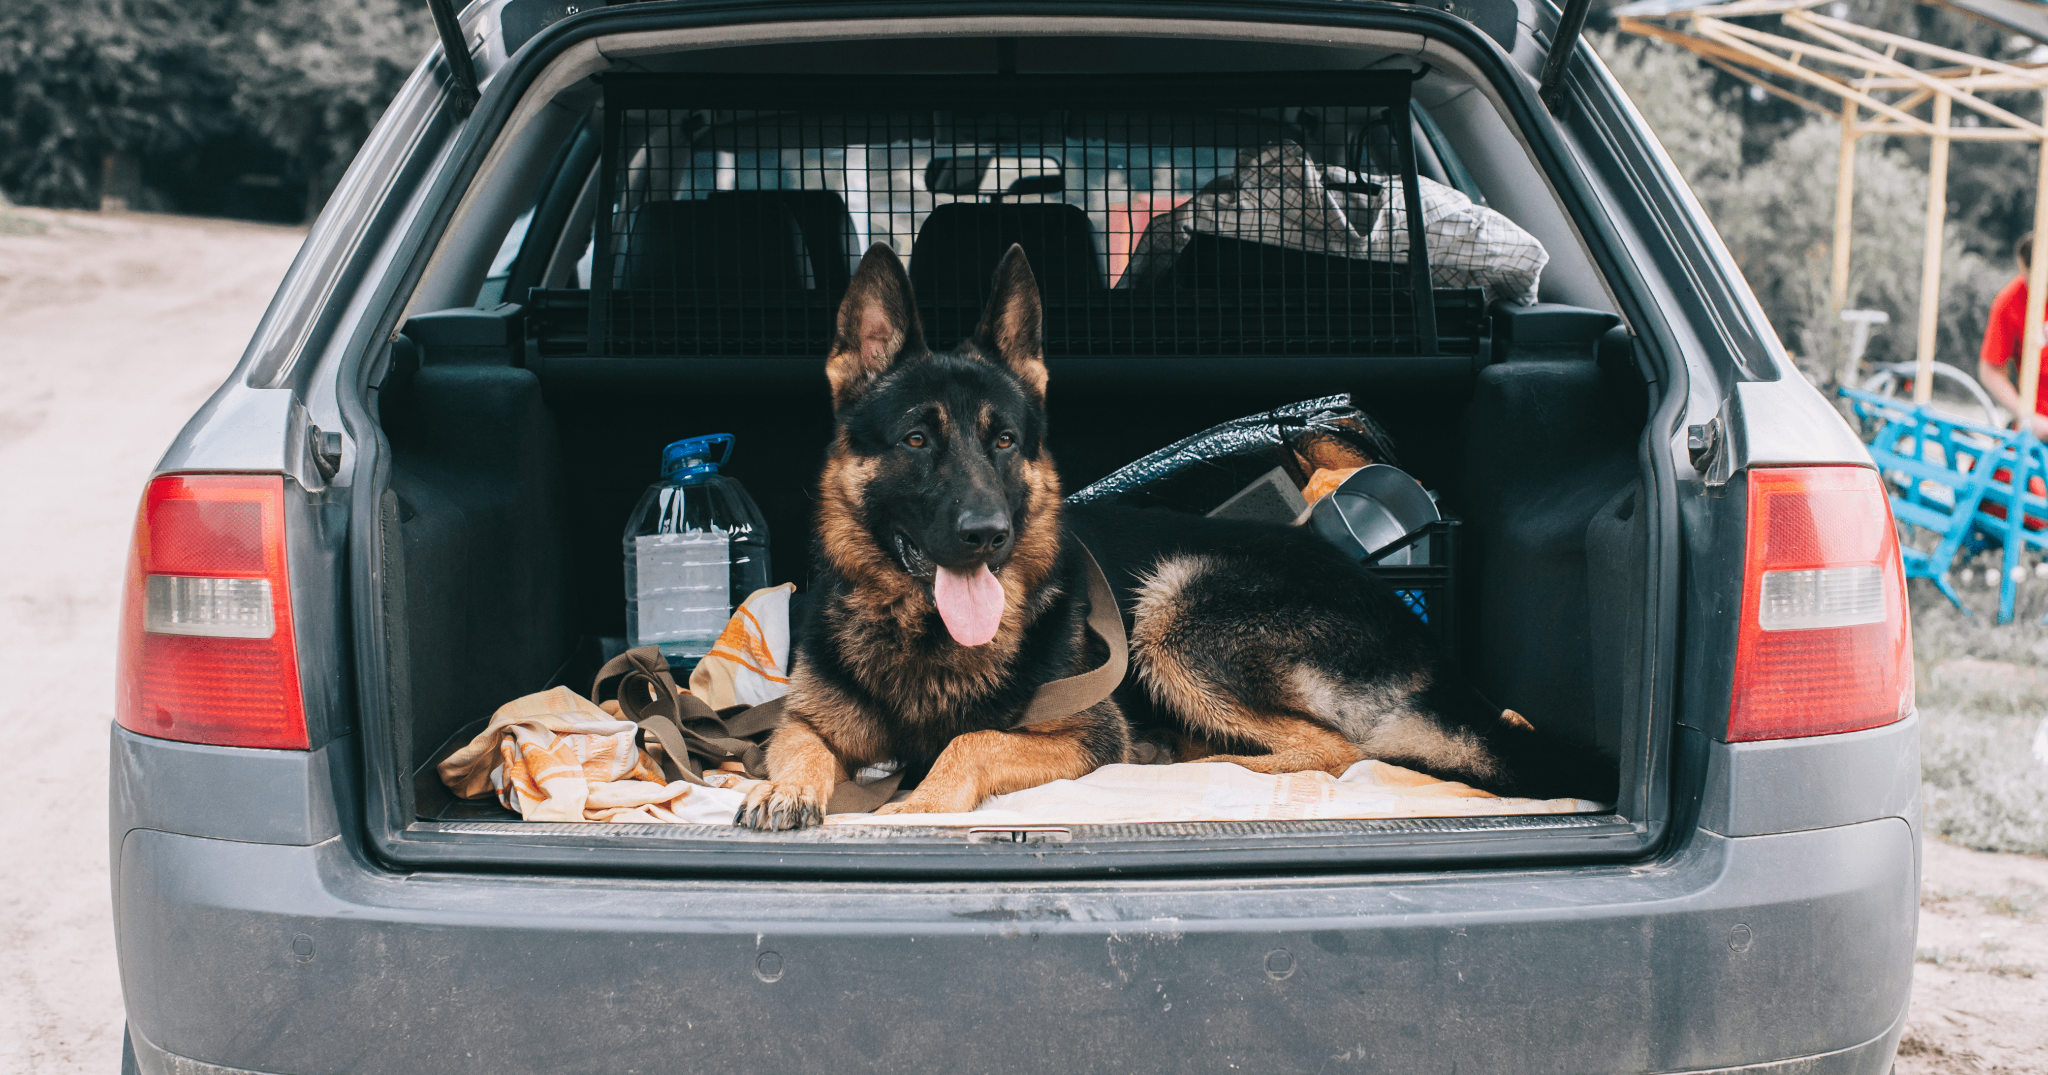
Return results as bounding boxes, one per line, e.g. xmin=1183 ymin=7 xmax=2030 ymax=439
xmin=590 ymin=543 xmax=1127 ymax=813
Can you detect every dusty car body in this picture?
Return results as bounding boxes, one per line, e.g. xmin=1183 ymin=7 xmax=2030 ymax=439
xmin=110 ymin=1 xmax=1916 ymax=1072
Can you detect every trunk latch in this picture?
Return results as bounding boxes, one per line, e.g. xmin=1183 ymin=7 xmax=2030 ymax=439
xmin=966 ymin=826 xmax=1073 ymax=845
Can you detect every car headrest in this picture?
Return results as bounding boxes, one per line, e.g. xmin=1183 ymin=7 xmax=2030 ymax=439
xmin=771 ymin=190 xmax=857 ymax=291
xmin=615 ymin=194 xmax=813 ymax=291
xmin=909 ymin=202 xmax=1104 ymax=304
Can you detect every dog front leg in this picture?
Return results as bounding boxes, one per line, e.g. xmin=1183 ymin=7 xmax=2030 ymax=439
xmin=736 ymin=717 xmax=849 ymax=831
xmin=874 ymin=716 xmax=1105 ymax=816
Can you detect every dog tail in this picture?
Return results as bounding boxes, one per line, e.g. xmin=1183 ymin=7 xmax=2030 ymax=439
xmin=1422 ymin=680 xmax=1620 ymax=805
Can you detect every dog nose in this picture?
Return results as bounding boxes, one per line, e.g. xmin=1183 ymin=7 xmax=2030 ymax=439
xmin=955 ymin=510 xmax=1011 ymax=555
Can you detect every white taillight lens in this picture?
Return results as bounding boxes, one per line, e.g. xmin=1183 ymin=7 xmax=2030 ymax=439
xmin=145 ymin=575 xmax=276 ymax=638
xmin=1757 ymin=565 xmax=1885 ymax=631
xmin=1728 ymin=466 xmax=1913 ymax=742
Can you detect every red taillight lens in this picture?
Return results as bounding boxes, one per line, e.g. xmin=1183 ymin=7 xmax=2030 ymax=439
xmin=115 ymin=474 xmax=308 ymax=750
xmin=1728 ymin=466 xmax=1913 ymax=741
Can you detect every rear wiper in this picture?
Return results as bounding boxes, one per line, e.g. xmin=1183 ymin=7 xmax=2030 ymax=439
xmin=1538 ymin=0 xmax=1597 ymax=114
xmin=426 ymin=0 xmax=483 ymax=116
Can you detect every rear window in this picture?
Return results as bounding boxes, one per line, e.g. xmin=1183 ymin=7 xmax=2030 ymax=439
xmin=528 ymin=73 xmax=1497 ymax=360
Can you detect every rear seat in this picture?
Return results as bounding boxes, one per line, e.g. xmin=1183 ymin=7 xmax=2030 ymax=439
xmin=615 ymin=193 xmax=815 ymax=291
xmin=771 ymin=190 xmax=858 ymax=291
xmin=1153 ymin=233 xmax=1408 ymax=292
xmin=561 ymin=194 xmax=1478 ymax=358
xmin=909 ymin=202 xmax=1105 ymax=302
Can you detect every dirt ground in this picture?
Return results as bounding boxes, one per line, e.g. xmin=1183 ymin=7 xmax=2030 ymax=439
xmin=1902 ymin=837 xmax=2048 ymax=1073
xmin=0 ymin=205 xmax=2042 ymax=1074
xmin=0 ymin=206 xmax=308 ymax=1074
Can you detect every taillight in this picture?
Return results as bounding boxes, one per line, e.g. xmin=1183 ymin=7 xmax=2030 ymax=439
xmin=1727 ymin=466 xmax=1913 ymax=741
xmin=115 ymin=474 xmax=308 ymax=749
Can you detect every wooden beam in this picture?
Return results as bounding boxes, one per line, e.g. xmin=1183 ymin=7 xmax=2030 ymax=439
xmin=1854 ymin=123 xmax=2044 ymax=139
xmin=1780 ymin=12 xmax=2048 ymax=135
xmin=1888 ymin=87 xmax=1936 ymax=113
xmin=1650 ymin=0 xmax=1830 ymax=17
xmin=2021 ymin=120 xmax=2048 ymax=430
xmin=1698 ymin=54 xmax=1842 ymax=119
xmin=1861 ymin=72 xmax=2048 ymax=91
xmin=1915 ymin=93 xmax=1952 ymax=405
xmin=1834 ymin=96 xmax=1858 ymax=315
xmin=1693 ymin=20 xmax=1940 ymax=134
xmin=1619 ymin=17 xmax=1788 ymax=72
xmin=1796 ymin=10 xmax=2048 ymax=83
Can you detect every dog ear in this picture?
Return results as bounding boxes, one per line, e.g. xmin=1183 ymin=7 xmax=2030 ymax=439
xmin=826 ymin=243 xmax=927 ymax=408
xmin=974 ymin=244 xmax=1047 ymax=401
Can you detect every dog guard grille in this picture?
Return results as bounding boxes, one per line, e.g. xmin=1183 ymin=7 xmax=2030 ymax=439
xmin=529 ymin=73 xmax=1485 ymax=360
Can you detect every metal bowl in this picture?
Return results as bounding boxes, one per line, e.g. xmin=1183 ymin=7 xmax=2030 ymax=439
xmin=1308 ymin=464 xmax=1440 ymax=566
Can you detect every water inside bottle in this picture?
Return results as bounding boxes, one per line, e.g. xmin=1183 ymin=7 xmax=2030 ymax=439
xmin=633 ymin=528 xmax=733 ymax=654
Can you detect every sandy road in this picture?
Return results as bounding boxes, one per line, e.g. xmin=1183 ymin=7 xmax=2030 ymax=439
xmin=0 ymin=207 xmax=307 ymax=1074
xmin=0 ymin=206 xmax=2042 ymax=1075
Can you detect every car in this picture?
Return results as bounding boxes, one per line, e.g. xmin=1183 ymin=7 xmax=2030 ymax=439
xmin=109 ymin=0 xmax=1917 ymax=1072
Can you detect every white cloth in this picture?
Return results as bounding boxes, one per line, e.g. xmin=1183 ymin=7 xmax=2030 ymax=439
xmin=816 ymin=760 xmax=1605 ymax=827
xmin=1117 ymin=141 xmax=1548 ymax=306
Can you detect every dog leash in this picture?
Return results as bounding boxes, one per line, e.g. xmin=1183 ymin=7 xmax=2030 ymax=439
xmin=1013 ymin=542 xmax=1128 ymax=729
xmin=592 ymin=542 xmax=1128 ymax=813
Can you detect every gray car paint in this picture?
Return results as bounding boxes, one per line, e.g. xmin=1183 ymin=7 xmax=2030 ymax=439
xmin=110 ymin=0 xmax=1920 ymax=1071
xmin=116 ymin=819 xmax=1912 ymax=1075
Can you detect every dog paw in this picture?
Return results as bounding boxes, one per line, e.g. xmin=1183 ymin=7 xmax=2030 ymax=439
xmin=734 ymin=780 xmax=826 ymax=830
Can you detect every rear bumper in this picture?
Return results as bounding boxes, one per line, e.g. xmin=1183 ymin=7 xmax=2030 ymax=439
xmin=126 ymin=1012 xmax=1909 ymax=1075
xmin=114 ymin=817 xmax=1915 ymax=1075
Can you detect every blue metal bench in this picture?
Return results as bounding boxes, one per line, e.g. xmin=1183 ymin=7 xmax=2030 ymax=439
xmin=1841 ymin=386 xmax=2048 ymax=624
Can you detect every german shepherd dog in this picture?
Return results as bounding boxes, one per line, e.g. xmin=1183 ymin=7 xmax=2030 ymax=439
xmin=736 ymin=244 xmax=1615 ymax=829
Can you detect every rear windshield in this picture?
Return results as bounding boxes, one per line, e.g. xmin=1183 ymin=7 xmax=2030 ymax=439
xmin=534 ymin=73 xmax=1504 ymax=360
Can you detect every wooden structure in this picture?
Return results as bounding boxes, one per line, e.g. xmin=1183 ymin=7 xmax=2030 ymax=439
xmin=1617 ymin=0 xmax=2048 ymax=411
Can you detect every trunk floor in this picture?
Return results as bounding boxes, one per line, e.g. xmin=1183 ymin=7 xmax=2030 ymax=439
xmin=417 ymin=756 xmax=1607 ymax=827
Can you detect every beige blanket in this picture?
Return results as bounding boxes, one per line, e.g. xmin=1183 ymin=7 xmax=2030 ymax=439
xmin=819 ymin=760 xmax=1603 ymax=826
xmin=436 ymin=686 xmax=711 ymax=823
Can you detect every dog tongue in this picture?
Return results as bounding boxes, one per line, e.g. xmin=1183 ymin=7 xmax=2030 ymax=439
xmin=933 ymin=564 xmax=1005 ymax=646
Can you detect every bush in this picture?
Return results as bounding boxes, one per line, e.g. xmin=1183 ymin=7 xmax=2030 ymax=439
xmin=0 ymin=0 xmax=432 ymax=217
xmin=1596 ymin=31 xmax=2027 ymax=380
xmin=0 ymin=0 xmax=237 ymax=208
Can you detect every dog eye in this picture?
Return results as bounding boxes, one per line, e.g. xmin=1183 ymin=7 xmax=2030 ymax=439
xmin=904 ymin=432 xmax=927 ymax=448
xmin=995 ymin=432 xmax=1015 ymax=449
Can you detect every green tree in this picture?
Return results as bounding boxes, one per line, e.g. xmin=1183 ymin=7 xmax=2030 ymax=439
xmin=0 ymin=0 xmax=238 ymax=207
xmin=0 ymin=0 xmax=432 ymax=216
xmin=1598 ymin=31 xmax=2018 ymax=380
xmin=225 ymin=0 xmax=435 ymax=217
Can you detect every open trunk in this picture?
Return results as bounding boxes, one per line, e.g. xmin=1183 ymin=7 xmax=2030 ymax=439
xmin=358 ymin=24 xmax=1667 ymax=876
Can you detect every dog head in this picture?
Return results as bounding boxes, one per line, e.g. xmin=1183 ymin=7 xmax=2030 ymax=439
xmin=817 ymin=242 xmax=1061 ymax=647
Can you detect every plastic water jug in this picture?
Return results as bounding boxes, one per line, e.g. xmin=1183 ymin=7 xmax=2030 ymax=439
xmin=622 ymin=433 xmax=771 ymax=667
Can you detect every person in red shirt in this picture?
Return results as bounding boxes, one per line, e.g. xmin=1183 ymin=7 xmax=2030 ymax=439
xmin=1980 ymin=232 xmax=2048 ymax=437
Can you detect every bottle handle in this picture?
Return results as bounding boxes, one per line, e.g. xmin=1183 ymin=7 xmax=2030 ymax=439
xmin=702 ymin=433 xmax=735 ymax=468
xmin=662 ymin=432 xmax=737 ymax=478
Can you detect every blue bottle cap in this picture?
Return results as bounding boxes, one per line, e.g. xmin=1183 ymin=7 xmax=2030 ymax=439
xmin=661 ymin=433 xmax=736 ymax=479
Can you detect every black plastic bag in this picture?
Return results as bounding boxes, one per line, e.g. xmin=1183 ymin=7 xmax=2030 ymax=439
xmin=1067 ymin=394 xmax=1398 ymax=514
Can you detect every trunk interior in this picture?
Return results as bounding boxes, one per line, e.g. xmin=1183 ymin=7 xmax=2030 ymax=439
xmin=361 ymin=27 xmax=1662 ymax=871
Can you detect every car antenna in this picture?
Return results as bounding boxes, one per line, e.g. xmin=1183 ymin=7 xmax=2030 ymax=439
xmin=1537 ymin=0 xmax=1596 ymax=114
xmin=426 ymin=0 xmax=483 ymax=117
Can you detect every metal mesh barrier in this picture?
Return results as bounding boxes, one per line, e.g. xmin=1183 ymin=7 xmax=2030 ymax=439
xmin=531 ymin=73 xmax=1484 ymax=359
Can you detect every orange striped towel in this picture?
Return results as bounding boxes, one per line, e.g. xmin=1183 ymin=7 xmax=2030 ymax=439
xmin=689 ymin=583 xmax=795 ymax=708
xmin=436 ymin=685 xmax=699 ymax=822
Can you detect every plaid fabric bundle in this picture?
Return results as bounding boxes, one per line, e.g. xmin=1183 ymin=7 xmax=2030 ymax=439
xmin=1118 ymin=141 xmax=1547 ymax=306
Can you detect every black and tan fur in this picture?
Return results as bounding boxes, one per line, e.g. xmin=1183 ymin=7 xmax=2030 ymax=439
xmin=736 ymin=243 xmax=1614 ymax=830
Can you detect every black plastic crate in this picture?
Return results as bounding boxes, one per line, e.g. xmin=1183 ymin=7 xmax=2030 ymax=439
xmin=1359 ymin=515 xmax=1460 ymax=669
